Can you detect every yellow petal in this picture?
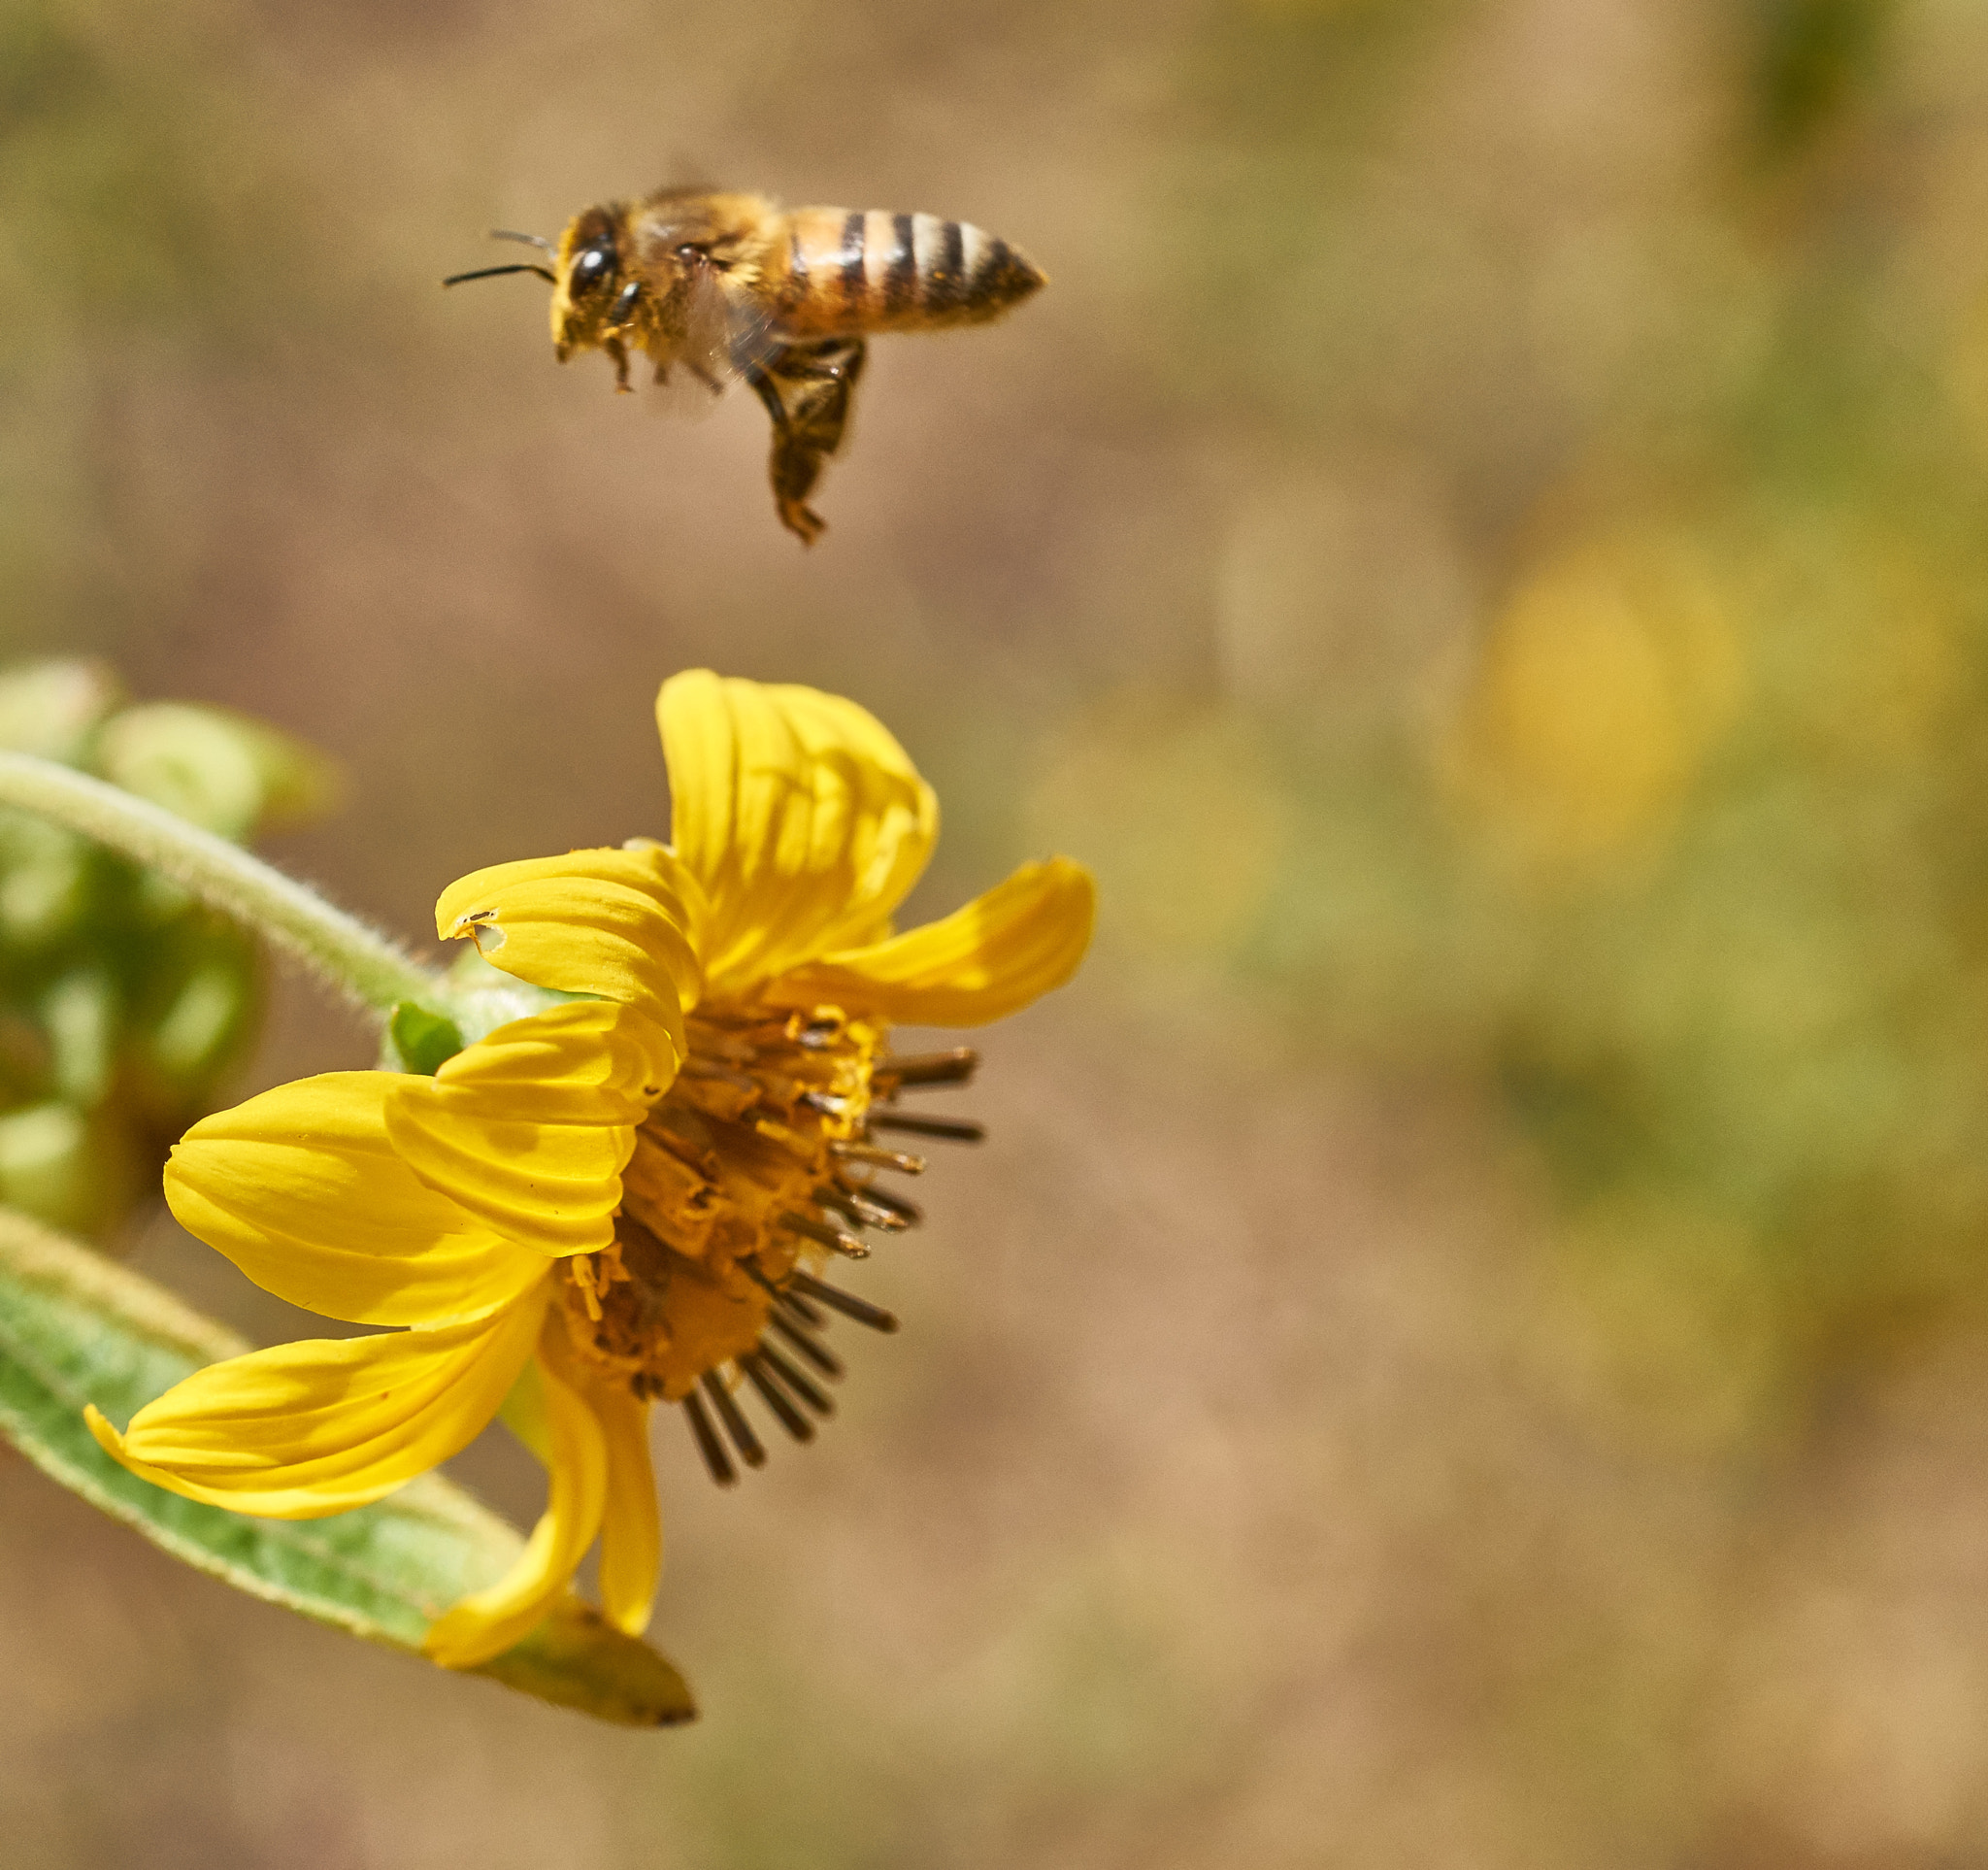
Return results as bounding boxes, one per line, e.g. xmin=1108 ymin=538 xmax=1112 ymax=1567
xmin=494 ymin=1357 xmax=661 ymax=1637
xmin=658 ymin=670 xmax=939 ymax=990
xmin=768 ymin=857 xmax=1096 ymax=1026
xmin=498 ymin=1354 xmax=554 ymax=1466
xmin=405 ymin=1000 xmax=666 ymax=1128
xmin=422 ymin=1344 xmax=608 ymax=1668
xmin=591 ymin=1379 xmax=661 ymax=1635
xmin=435 ymin=845 xmax=703 ymax=1049
xmin=384 ymin=1003 xmax=657 ymax=1257
xmin=164 ymin=1074 xmax=550 ymax=1327
xmin=84 ymin=1289 xmax=547 ymax=1519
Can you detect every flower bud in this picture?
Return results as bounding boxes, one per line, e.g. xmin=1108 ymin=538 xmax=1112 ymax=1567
xmin=0 ymin=659 xmax=338 ymax=1241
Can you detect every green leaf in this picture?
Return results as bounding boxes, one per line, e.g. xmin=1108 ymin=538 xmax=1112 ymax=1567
xmin=0 ymin=1207 xmax=696 ymax=1727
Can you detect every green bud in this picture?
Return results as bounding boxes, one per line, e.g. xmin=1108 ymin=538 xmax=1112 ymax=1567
xmin=40 ymin=966 xmax=118 ymax=1106
xmin=143 ymin=953 xmax=255 ymax=1093
xmin=0 ymin=659 xmax=337 ymax=1242
xmin=0 ymin=659 xmax=123 ymax=765
xmin=0 ymin=810 xmax=93 ymax=952
xmin=96 ymin=702 xmax=342 ymax=842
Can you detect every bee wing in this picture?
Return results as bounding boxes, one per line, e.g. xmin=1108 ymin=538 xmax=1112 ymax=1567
xmin=723 ymin=290 xmax=781 ymax=381
xmin=644 ymin=255 xmax=777 ymax=422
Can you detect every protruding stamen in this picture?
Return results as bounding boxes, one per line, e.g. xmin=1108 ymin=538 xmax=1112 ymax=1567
xmin=870 ymin=1112 xmax=986 ymax=1144
xmin=755 ymin=1337 xmax=836 ymax=1415
xmin=745 ymin=1258 xmax=821 ymax=1323
xmin=740 ymin=1352 xmax=815 ymax=1442
xmin=779 ymin=1209 xmax=870 ymax=1258
xmin=877 ymin=1047 xmax=980 ymax=1089
xmin=815 ymin=1184 xmax=911 ymax=1233
xmin=779 ymin=1286 xmax=827 ymax=1328
xmin=839 ymin=1177 xmax=923 ymax=1227
xmin=570 ymin=1254 xmax=606 ymax=1321
xmin=775 ymin=1289 xmax=827 ymax=1333
xmin=679 ymin=1058 xmax=759 ymax=1088
xmin=681 ymin=1389 xmax=737 ymax=1486
xmin=799 ymin=1090 xmax=852 ymax=1116
xmin=789 ymin=1271 xmax=901 ymax=1334
xmin=768 ymin=1309 xmax=845 ymax=1377
xmin=831 ymin=1141 xmax=927 ymax=1174
xmin=701 ymin=1369 xmax=767 ymax=1467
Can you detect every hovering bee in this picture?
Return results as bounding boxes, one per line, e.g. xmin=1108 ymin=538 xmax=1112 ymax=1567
xmin=445 ymin=188 xmax=1046 ymax=543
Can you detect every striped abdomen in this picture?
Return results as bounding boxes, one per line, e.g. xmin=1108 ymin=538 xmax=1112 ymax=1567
xmin=775 ymin=208 xmax=1045 ymax=340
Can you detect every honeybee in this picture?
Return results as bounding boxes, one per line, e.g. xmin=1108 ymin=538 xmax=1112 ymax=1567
xmin=445 ymin=187 xmax=1046 ymax=544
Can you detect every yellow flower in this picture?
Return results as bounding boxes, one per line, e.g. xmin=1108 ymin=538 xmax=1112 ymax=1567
xmin=84 ymin=672 xmax=1094 ymax=1669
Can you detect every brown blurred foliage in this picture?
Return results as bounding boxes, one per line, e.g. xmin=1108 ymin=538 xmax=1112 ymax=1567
xmin=9 ymin=0 xmax=1988 ymax=1863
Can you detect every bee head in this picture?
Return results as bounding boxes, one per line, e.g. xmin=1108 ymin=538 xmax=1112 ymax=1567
xmin=550 ymin=205 xmax=624 ymax=361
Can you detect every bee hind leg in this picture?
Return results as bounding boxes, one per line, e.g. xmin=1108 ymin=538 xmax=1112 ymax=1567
xmin=746 ymin=361 xmax=827 ymax=544
xmin=746 ymin=340 xmax=868 ymax=546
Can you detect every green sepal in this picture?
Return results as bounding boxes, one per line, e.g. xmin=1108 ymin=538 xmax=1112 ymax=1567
xmin=381 ymin=1001 xmax=466 ymax=1075
xmin=0 ymin=1209 xmax=696 ymax=1727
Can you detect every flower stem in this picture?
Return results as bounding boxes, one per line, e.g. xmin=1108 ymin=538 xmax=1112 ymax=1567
xmin=0 ymin=751 xmax=441 ymax=1017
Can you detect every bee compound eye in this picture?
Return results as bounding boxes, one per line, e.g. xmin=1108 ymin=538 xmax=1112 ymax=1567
xmin=570 ymin=245 xmax=614 ymax=295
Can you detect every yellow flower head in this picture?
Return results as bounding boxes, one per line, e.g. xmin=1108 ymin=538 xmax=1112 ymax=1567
xmin=84 ymin=672 xmax=1094 ymax=1670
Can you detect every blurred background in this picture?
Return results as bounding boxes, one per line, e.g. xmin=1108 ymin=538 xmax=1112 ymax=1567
xmin=7 ymin=0 xmax=1988 ymax=1861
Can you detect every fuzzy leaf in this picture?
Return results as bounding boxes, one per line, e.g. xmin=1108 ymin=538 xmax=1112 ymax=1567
xmin=0 ymin=1207 xmax=695 ymax=1727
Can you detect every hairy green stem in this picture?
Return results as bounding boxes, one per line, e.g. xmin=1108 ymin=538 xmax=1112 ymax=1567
xmin=0 ymin=751 xmax=440 ymax=1017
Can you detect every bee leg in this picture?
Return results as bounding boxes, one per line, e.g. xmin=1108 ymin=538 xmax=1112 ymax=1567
xmin=745 ymin=362 xmax=824 ymax=545
xmin=746 ymin=340 xmax=868 ymax=546
xmin=606 ymin=335 xmax=633 ymax=393
xmin=778 ymin=341 xmax=866 ymax=387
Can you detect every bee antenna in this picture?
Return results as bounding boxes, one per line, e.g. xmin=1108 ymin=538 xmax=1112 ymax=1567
xmin=443 ymin=263 xmax=557 ymax=287
xmin=489 ymin=229 xmax=556 ymax=253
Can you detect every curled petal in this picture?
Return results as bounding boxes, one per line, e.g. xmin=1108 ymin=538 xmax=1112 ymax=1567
xmin=592 ymin=1380 xmax=661 ymax=1636
xmin=478 ymin=1352 xmax=659 ymax=1640
xmin=658 ymin=670 xmax=939 ymax=990
xmin=435 ymin=845 xmax=704 ymax=1044
xmin=769 ymin=858 xmax=1096 ymax=1026
xmin=84 ymin=1290 xmax=547 ymax=1519
xmin=423 ymin=1342 xmax=609 ymax=1668
xmin=497 ymin=1354 xmax=554 ymax=1466
xmin=165 ymin=1073 xmax=549 ymax=1327
xmin=384 ymin=1006 xmax=650 ymax=1258
xmin=404 ymin=1001 xmax=666 ymax=1127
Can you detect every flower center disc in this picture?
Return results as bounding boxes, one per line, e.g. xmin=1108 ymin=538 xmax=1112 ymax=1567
xmin=558 ymin=1005 xmax=897 ymax=1400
